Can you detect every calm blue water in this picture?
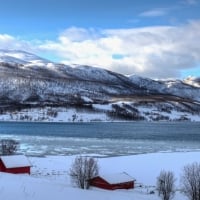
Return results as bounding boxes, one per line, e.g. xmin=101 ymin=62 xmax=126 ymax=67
xmin=0 ymin=122 xmax=200 ymax=156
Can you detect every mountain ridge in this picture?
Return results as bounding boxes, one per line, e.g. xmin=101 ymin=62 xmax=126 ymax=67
xmin=0 ymin=49 xmax=200 ymax=122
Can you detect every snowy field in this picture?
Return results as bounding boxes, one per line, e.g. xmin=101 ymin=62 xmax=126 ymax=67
xmin=1 ymin=151 xmax=200 ymax=200
xmin=0 ymin=104 xmax=200 ymax=122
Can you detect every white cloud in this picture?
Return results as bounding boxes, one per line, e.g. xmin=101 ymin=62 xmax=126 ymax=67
xmin=59 ymin=27 xmax=100 ymax=42
xmin=37 ymin=20 xmax=200 ymax=78
xmin=139 ymin=8 xmax=168 ymax=17
xmin=0 ymin=34 xmax=34 ymax=52
xmin=0 ymin=34 xmax=19 ymax=48
xmin=182 ymin=0 xmax=199 ymax=5
xmin=1 ymin=20 xmax=200 ymax=79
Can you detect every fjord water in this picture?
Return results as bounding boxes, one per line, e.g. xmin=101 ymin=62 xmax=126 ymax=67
xmin=0 ymin=122 xmax=200 ymax=156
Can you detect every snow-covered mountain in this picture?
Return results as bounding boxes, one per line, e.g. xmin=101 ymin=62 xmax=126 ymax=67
xmin=128 ymin=74 xmax=200 ymax=101
xmin=0 ymin=50 xmax=200 ymax=122
xmin=184 ymin=76 xmax=200 ymax=88
xmin=0 ymin=49 xmax=49 ymax=65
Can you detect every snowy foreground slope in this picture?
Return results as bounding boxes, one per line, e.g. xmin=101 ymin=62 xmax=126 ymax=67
xmin=2 ymin=152 xmax=200 ymax=200
xmin=0 ymin=49 xmax=200 ymax=122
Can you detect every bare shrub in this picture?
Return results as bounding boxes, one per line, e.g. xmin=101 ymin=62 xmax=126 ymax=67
xmin=0 ymin=139 xmax=19 ymax=155
xmin=157 ymin=170 xmax=176 ymax=200
xmin=181 ymin=162 xmax=200 ymax=200
xmin=69 ymin=156 xmax=99 ymax=189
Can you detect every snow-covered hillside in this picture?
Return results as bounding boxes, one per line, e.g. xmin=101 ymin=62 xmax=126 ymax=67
xmin=184 ymin=76 xmax=200 ymax=88
xmin=0 ymin=103 xmax=200 ymax=122
xmin=0 ymin=49 xmax=49 ymax=65
xmin=0 ymin=49 xmax=200 ymax=122
xmin=129 ymin=74 xmax=200 ymax=101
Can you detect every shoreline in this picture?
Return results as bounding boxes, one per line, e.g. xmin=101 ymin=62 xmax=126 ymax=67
xmin=0 ymin=120 xmax=200 ymax=123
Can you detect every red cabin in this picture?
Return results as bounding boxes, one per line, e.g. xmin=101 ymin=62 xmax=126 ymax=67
xmin=0 ymin=155 xmax=31 ymax=174
xmin=90 ymin=172 xmax=135 ymax=190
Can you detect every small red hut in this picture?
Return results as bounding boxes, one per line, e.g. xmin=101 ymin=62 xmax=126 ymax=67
xmin=90 ymin=172 xmax=135 ymax=190
xmin=0 ymin=155 xmax=31 ymax=174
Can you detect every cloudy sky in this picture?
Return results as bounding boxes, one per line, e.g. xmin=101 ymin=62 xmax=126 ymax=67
xmin=0 ymin=0 xmax=200 ymax=78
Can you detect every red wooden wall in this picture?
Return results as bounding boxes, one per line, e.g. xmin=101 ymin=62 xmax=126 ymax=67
xmin=0 ymin=160 xmax=30 ymax=174
xmin=90 ymin=176 xmax=134 ymax=190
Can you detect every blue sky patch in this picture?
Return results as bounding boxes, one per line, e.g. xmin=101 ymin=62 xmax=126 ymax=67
xmin=112 ymin=54 xmax=126 ymax=60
